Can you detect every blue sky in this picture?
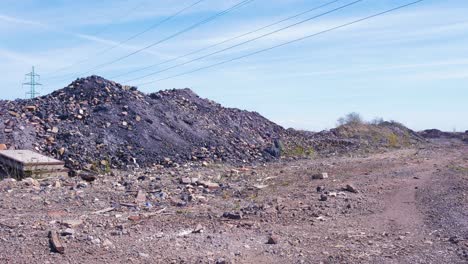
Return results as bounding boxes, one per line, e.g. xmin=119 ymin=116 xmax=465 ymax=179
xmin=1 ymin=0 xmax=467 ymax=131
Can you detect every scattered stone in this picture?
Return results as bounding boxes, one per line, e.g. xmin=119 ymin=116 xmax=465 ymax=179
xmin=135 ymin=190 xmax=146 ymax=204
xmin=138 ymin=252 xmax=149 ymax=258
xmin=316 ymin=186 xmax=325 ymax=192
xmin=192 ymin=224 xmax=204 ymax=233
xmin=199 ymin=181 xmax=220 ymax=190
xmin=344 ymin=184 xmax=359 ymax=193
xmin=58 ymin=147 xmax=65 ymax=156
xmin=22 ymin=178 xmax=40 ymax=187
xmin=76 ymin=182 xmax=88 ymax=188
xmin=449 ymin=236 xmax=461 ymax=244
xmin=424 ymin=240 xmax=433 ymax=245
xmin=80 ymin=173 xmax=96 ymax=182
xmin=311 ymin=173 xmax=328 ymax=180
xmin=267 ymin=234 xmax=279 ymax=244
xmin=62 ymin=219 xmax=83 ymax=228
xmin=216 ymin=258 xmax=227 ymax=264
xmin=102 ymin=238 xmax=114 ymax=248
xmin=223 ymin=212 xmax=242 ymax=220
xmin=8 ymin=111 xmax=19 ymax=117
xmin=47 ymin=210 xmax=67 ymax=218
xmin=61 ymin=228 xmax=75 ymax=236
xmin=180 ymin=177 xmax=192 ymax=185
xmin=128 ymin=215 xmax=141 ymax=221
xmin=25 ymin=105 xmax=36 ymax=111
xmin=1 ymin=178 xmax=16 ymax=184
xmin=53 ymin=181 xmax=61 ymax=188
xmin=319 ymin=194 xmax=328 ymax=201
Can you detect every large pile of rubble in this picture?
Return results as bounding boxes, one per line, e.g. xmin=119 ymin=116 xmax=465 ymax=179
xmin=0 ymin=76 xmax=426 ymax=171
xmin=0 ymin=76 xmax=289 ymax=170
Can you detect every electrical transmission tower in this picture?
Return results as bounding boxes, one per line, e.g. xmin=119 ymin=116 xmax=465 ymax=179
xmin=23 ymin=66 xmax=42 ymax=99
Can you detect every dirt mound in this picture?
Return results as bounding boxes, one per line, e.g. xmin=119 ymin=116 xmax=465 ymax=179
xmin=325 ymin=121 xmax=424 ymax=149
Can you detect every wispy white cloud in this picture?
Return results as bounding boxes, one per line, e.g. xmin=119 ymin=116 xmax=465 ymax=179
xmin=0 ymin=48 xmax=36 ymax=64
xmin=402 ymin=68 xmax=468 ymax=81
xmin=253 ymin=59 xmax=468 ymax=79
xmin=0 ymin=13 xmax=112 ymax=44
xmin=1 ymin=0 xmax=259 ymax=28
xmin=0 ymin=14 xmax=48 ymax=27
xmin=0 ymin=12 xmax=173 ymax=74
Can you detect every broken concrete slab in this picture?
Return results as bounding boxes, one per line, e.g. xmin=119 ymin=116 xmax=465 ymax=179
xmin=0 ymin=150 xmax=68 ymax=179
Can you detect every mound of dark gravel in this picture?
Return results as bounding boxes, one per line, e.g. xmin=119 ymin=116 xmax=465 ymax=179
xmin=419 ymin=129 xmax=468 ymax=143
xmin=0 ymin=76 xmax=287 ymax=170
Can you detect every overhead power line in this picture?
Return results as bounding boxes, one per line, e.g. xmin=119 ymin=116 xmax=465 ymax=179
xmin=93 ymin=0 xmax=207 ymax=56
xmin=71 ymin=0 xmax=255 ymax=79
xmin=111 ymin=0 xmax=343 ymax=80
xmin=47 ymin=0 xmax=206 ymax=79
xmin=123 ymin=0 xmax=362 ymax=83
xmin=90 ymin=0 xmax=149 ymax=37
xmin=135 ymin=0 xmax=425 ymax=87
xmin=46 ymin=0 xmax=149 ymax=77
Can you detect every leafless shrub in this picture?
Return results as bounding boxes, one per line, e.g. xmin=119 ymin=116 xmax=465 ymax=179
xmin=337 ymin=112 xmax=364 ymax=126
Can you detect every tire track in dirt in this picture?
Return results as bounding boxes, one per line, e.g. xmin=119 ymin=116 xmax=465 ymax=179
xmin=375 ymin=175 xmax=427 ymax=235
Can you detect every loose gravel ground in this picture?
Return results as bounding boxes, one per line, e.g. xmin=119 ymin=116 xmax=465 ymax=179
xmin=0 ymin=139 xmax=466 ymax=263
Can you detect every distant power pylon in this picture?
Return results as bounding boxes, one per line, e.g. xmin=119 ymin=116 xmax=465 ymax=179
xmin=23 ymin=66 xmax=42 ymax=99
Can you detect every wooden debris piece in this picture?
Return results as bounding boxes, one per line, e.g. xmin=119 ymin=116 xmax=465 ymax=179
xmin=92 ymin=207 xmax=115 ymax=215
xmin=49 ymin=231 xmax=65 ymax=254
xmin=120 ymin=202 xmax=137 ymax=207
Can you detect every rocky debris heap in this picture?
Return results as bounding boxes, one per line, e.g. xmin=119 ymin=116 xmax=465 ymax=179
xmin=0 ymin=76 xmax=289 ymax=170
xmin=0 ymin=76 xmax=427 ymax=171
xmin=419 ymin=129 xmax=468 ymax=143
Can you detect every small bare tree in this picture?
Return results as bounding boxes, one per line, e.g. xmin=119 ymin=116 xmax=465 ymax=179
xmin=337 ymin=112 xmax=363 ymax=126
xmin=370 ymin=117 xmax=385 ymax=125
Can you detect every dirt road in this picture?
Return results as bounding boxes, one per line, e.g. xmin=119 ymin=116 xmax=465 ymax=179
xmin=0 ymin=139 xmax=466 ymax=263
